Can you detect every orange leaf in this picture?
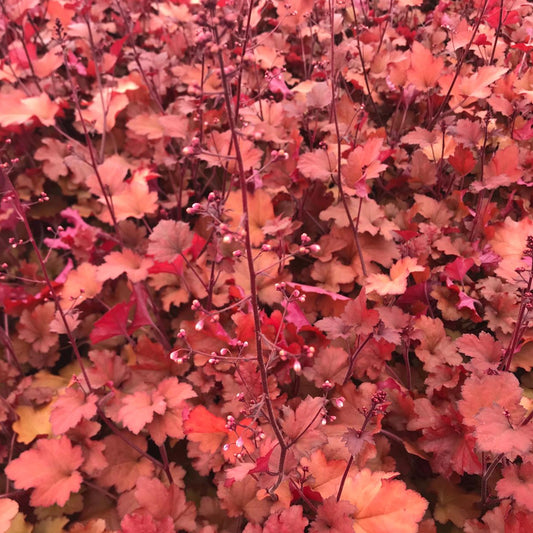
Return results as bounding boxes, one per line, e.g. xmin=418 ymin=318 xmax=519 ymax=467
xmin=86 ymin=154 xmax=130 ymax=196
xmin=341 ymin=138 xmax=387 ymax=197
xmin=472 ymin=144 xmax=522 ymax=191
xmin=263 ymin=505 xmax=309 ymax=533
xmin=0 ymin=499 xmax=18 ymax=533
xmin=79 ymin=89 xmax=129 ymax=133
xmin=110 ymin=176 xmax=159 ymax=222
xmin=408 ymin=41 xmax=444 ymax=91
xmin=127 ymin=114 xmax=189 ymax=140
xmin=366 ymin=257 xmax=424 ymax=296
xmin=61 ymin=262 xmax=103 ymax=305
xmin=430 ymin=477 xmax=479 ymax=528
xmin=489 ymin=216 xmax=533 ymax=281
xmin=233 ymin=250 xmax=291 ymax=305
xmin=343 ymin=469 xmax=428 ymax=533
xmin=474 ymin=404 xmax=533 ymax=459
xmin=298 ymin=149 xmax=337 ymax=181
xmin=199 ymin=130 xmax=262 ymax=171
xmin=184 ymin=405 xmax=229 ymax=453
xmin=311 ymin=259 xmax=355 ymax=292
xmin=300 ymin=449 xmax=347 ymax=498
xmin=50 ymin=387 xmax=98 ymax=435
xmin=147 ymin=378 xmax=196 ymax=445
xmin=118 ymin=390 xmax=167 ymax=434
xmin=302 ymin=346 xmax=349 ymax=387
xmin=18 ymin=302 xmax=58 ymax=353
xmin=5 ymin=436 xmax=84 ymax=507
xmin=280 ymin=396 xmax=327 ymax=457
xmin=13 ymin=404 xmax=53 ymax=444
xmin=224 ymin=189 xmax=275 ymax=247
xmin=217 ymin=476 xmax=272 ymax=523
xmin=34 ymin=138 xmax=69 ymax=180
xmin=458 ymin=372 xmax=525 ymax=427
xmin=96 ymin=249 xmax=154 ymax=283
xmin=97 ymin=434 xmax=154 ymax=492
xmin=32 ymin=46 xmax=63 ymax=78
xmin=133 ymin=477 xmax=197 ymax=531
xmin=454 ymin=66 xmax=508 ymax=101
xmin=0 ymin=91 xmax=60 ymax=127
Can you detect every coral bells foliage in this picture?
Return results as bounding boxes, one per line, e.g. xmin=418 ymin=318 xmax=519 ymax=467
xmin=4 ymin=0 xmax=533 ymax=532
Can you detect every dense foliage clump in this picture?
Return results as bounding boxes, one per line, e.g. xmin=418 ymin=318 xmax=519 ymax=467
xmin=1 ymin=0 xmax=533 ymax=531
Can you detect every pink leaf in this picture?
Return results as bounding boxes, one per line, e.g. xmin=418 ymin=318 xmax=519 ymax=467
xmin=309 ymin=497 xmax=356 ymax=533
xmin=263 ymin=505 xmax=308 ymax=533
xmin=496 ymin=461 xmax=533 ymax=511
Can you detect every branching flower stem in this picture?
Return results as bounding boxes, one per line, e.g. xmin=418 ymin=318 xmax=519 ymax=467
xmin=349 ymin=0 xmax=384 ymax=130
xmin=489 ymin=0 xmax=504 ymax=65
xmin=213 ymin=26 xmax=288 ymax=493
xmin=427 ymin=0 xmax=489 ymax=130
xmin=336 ymin=394 xmax=384 ymax=502
xmin=83 ymin=13 xmax=108 ymax=163
xmin=233 ymin=0 xmax=255 ymax=124
xmin=2 ymin=167 xmax=173 ymax=483
xmin=3 ymin=170 xmax=94 ymax=393
xmin=57 ymin=36 xmax=121 ymax=236
xmin=330 ymin=0 xmax=367 ymax=278
xmin=342 ymin=333 xmax=373 ymax=386
xmin=499 ymin=264 xmax=533 ymax=372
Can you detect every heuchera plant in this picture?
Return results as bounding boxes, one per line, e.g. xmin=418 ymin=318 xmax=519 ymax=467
xmin=1 ymin=0 xmax=533 ymax=531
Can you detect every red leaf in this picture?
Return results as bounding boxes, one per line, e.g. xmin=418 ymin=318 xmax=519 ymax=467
xmin=444 ymin=257 xmax=474 ymax=281
xmin=90 ymin=301 xmax=131 ymax=344
xmin=129 ymin=283 xmax=155 ymax=333
xmin=290 ymin=485 xmax=324 ymax=505
xmin=249 ymin=448 xmax=275 ymax=474
xmin=473 ymin=34 xmax=491 ymax=46
xmin=513 ymin=119 xmax=533 ymax=141
xmin=90 ymin=287 xmax=154 ymax=344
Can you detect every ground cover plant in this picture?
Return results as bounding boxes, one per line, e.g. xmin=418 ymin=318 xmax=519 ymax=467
xmin=1 ymin=0 xmax=533 ymax=531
